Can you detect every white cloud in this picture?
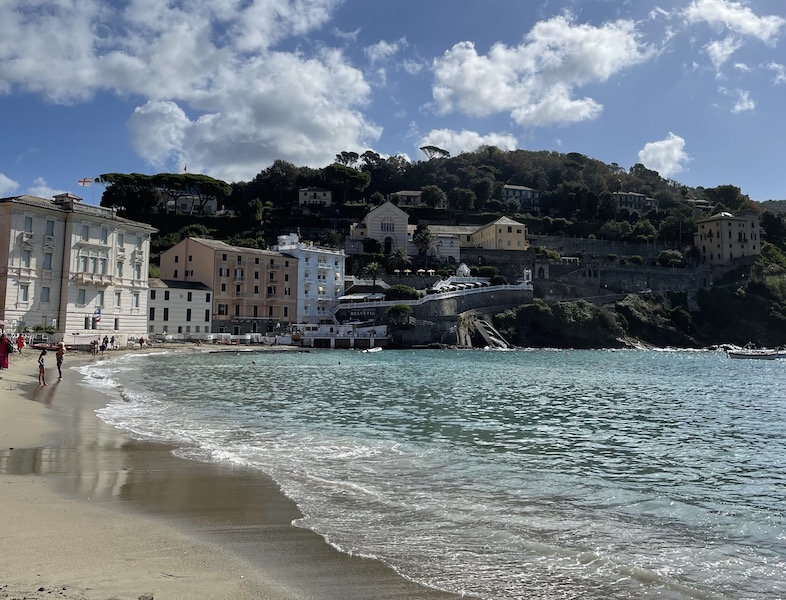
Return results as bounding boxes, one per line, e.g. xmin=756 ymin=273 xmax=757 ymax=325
xmin=767 ymin=62 xmax=786 ymax=85
xmin=733 ymin=62 xmax=751 ymax=72
xmin=0 ymin=173 xmax=20 ymax=196
xmin=705 ymin=36 xmax=742 ymax=69
xmin=26 ymin=177 xmax=67 ymax=199
xmin=364 ymin=38 xmax=406 ymax=64
xmin=731 ymin=89 xmax=755 ymax=112
xmin=0 ymin=1 xmax=381 ymax=182
xmin=431 ymin=14 xmax=653 ymax=127
xmin=683 ymin=0 xmax=785 ymax=45
xmin=637 ymin=133 xmax=690 ymax=178
xmin=418 ymin=129 xmax=518 ymax=158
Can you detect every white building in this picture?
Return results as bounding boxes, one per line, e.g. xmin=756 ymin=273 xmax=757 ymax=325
xmin=274 ymin=233 xmax=345 ymax=325
xmin=0 ymin=193 xmax=156 ymax=346
xmin=148 ymin=278 xmax=213 ymax=338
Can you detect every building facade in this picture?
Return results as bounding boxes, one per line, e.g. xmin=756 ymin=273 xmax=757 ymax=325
xmin=274 ymin=233 xmax=345 ymax=325
xmin=348 ymin=201 xmax=410 ymax=254
xmin=159 ymin=237 xmax=298 ymax=334
xmin=503 ymin=185 xmax=541 ymax=215
xmin=298 ymin=187 xmax=333 ymax=208
xmin=693 ymin=212 xmax=761 ymax=265
xmin=147 ymin=278 xmax=213 ymax=337
xmin=0 ymin=193 xmax=155 ymax=345
xmin=613 ymin=192 xmax=659 ymax=214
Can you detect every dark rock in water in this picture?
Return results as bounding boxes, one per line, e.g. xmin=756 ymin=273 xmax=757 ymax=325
xmin=139 ymin=594 xmax=154 ymax=600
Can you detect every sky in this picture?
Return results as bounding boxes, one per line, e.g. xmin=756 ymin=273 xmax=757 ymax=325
xmin=1 ymin=0 xmax=785 ymax=204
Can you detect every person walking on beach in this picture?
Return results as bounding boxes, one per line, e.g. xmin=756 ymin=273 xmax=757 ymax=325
xmin=38 ymin=349 xmax=47 ymax=386
xmin=56 ymin=342 xmax=66 ymax=379
xmin=0 ymin=334 xmax=10 ymax=369
xmin=16 ymin=333 xmax=25 ymax=355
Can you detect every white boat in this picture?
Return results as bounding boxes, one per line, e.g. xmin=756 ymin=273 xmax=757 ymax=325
xmin=727 ymin=348 xmax=779 ymax=360
xmin=362 ymin=346 xmax=382 ymax=353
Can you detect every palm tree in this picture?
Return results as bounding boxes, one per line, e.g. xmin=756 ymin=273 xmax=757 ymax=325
xmin=387 ymin=247 xmax=411 ymax=280
xmin=362 ymin=261 xmax=383 ymax=293
xmin=413 ymin=227 xmax=435 ymax=270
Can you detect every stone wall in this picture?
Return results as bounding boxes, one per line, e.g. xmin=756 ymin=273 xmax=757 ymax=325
xmin=529 ymin=234 xmax=668 ymax=259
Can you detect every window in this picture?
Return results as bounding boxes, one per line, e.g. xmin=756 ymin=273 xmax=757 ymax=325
xmin=284 ymin=287 xmax=291 ymax=296
xmin=221 ymin=283 xmax=226 ymax=292
xmin=97 ymin=291 xmax=104 ymax=307
xmin=136 ymin=237 xmax=142 ymax=250
xmin=132 ymin=293 xmax=140 ymax=308
xmin=206 ymin=293 xmax=211 ymax=302
xmin=116 ymin=262 xmax=123 ymax=278
xmin=174 ymin=255 xmax=179 ymax=263
xmin=46 ymin=220 xmax=54 ymax=236
xmin=185 ymin=326 xmax=190 ymax=333
xmin=85 ymin=317 xmax=90 ymax=329
xmin=237 ymin=255 xmax=242 ymax=264
xmin=218 ymin=304 xmax=228 ymax=315
xmin=19 ymin=284 xmax=29 ymax=302
xmin=164 ymin=291 xmax=170 ymax=300
xmin=222 ymin=253 xmax=227 ymax=261
xmin=115 ymin=292 xmax=121 ymax=307
xmin=100 ymin=228 xmax=108 ymax=244
xmin=24 ymin=216 xmax=33 ymax=233
xmin=163 ymin=307 xmax=169 ymax=321
xmin=253 ymin=305 xmax=259 ymax=317
xmin=21 ymin=249 xmax=31 ymax=268
xmin=254 ymin=271 xmax=259 ymax=279
xmin=254 ymin=285 xmax=259 ymax=294
xmin=77 ymin=289 xmax=86 ymax=305
xmin=284 ymin=307 xmax=288 ymax=317
xmin=285 ymin=260 xmax=289 ymax=267
xmin=150 ymin=290 xmax=156 ymax=300
xmin=89 ymin=257 xmax=97 ymax=273
xmin=41 ymin=286 xmax=50 ymax=303
xmin=268 ymin=306 xmax=274 ymax=317
xmin=99 ymin=258 xmax=107 ymax=274
xmin=270 ymin=259 xmax=274 ymax=267
xmin=267 ymin=286 xmax=276 ymax=296
xmin=149 ymin=307 xmax=156 ymax=321
xmin=205 ymin=309 xmax=210 ymax=322
xmin=255 ymin=257 xmax=260 ymax=265
xmin=81 ymin=225 xmax=89 ymax=241
xmin=174 ymin=270 xmax=178 ymax=278
xmin=269 ymin=272 xmax=275 ymax=281
xmin=234 ymin=305 xmax=240 ymax=316
xmin=188 ymin=255 xmax=193 ymax=261
xmin=219 ymin=267 xmax=229 ymax=277
xmin=117 ymin=233 xmax=124 ymax=247
xmin=186 ymin=309 xmax=192 ymax=322
xmin=187 ymin=292 xmax=192 ymax=301
xmin=195 ymin=326 xmax=200 ymax=333
xmin=235 ymin=284 xmax=241 ymax=295
xmin=178 ymin=326 xmax=183 ymax=334
xmin=134 ymin=264 xmax=141 ymax=279
xmin=114 ymin=318 xmax=119 ymax=331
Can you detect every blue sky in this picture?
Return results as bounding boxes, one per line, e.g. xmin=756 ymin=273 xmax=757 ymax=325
xmin=1 ymin=0 xmax=785 ymax=203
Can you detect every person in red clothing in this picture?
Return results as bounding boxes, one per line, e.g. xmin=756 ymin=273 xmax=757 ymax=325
xmin=16 ymin=334 xmax=25 ymax=355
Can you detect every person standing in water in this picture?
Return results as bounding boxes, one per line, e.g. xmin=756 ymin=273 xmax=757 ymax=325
xmin=38 ymin=349 xmax=47 ymax=386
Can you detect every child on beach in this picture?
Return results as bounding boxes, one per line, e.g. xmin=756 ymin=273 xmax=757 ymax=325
xmin=38 ymin=349 xmax=47 ymax=386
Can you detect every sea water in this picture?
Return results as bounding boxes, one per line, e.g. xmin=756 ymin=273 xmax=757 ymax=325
xmin=77 ymin=349 xmax=786 ymax=600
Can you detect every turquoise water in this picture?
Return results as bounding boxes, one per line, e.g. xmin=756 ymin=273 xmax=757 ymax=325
xmin=79 ymin=349 xmax=786 ymax=599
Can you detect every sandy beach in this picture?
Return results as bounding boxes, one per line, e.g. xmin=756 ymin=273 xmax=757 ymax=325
xmin=0 ymin=345 xmax=458 ymax=600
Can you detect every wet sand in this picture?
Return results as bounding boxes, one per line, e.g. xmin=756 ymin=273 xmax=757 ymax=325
xmin=0 ymin=346 xmax=459 ymax=600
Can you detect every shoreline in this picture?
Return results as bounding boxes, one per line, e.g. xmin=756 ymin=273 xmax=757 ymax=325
xmin=0 ymin=346 xmax=459 ymax=600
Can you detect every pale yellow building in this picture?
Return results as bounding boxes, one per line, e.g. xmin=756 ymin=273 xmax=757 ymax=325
xmin=470 ymin=217 xmax=529 ymax=250
xmin=159 ymin=238 xmax=298 ymax=334
xmin=694 ymin=212 xmax=761 ymax=265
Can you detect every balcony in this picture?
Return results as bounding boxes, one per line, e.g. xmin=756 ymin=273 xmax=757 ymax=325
xmin=44 ymin=235 xmax=56 ymax=248
xmin=74 ymin=273 xmax=114 ymax=287
xmin=22 ymin=232 xmax=34 ymax=245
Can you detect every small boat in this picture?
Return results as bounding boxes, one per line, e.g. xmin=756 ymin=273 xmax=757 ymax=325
xmin=362 ymin=346 xmax=382 ymax=353
xmin=727 ymin=348 xmax=779 ymax=360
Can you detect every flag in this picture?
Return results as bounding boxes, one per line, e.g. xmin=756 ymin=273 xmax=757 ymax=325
xmin=78 ymin=178 xmax=93 ymax=186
